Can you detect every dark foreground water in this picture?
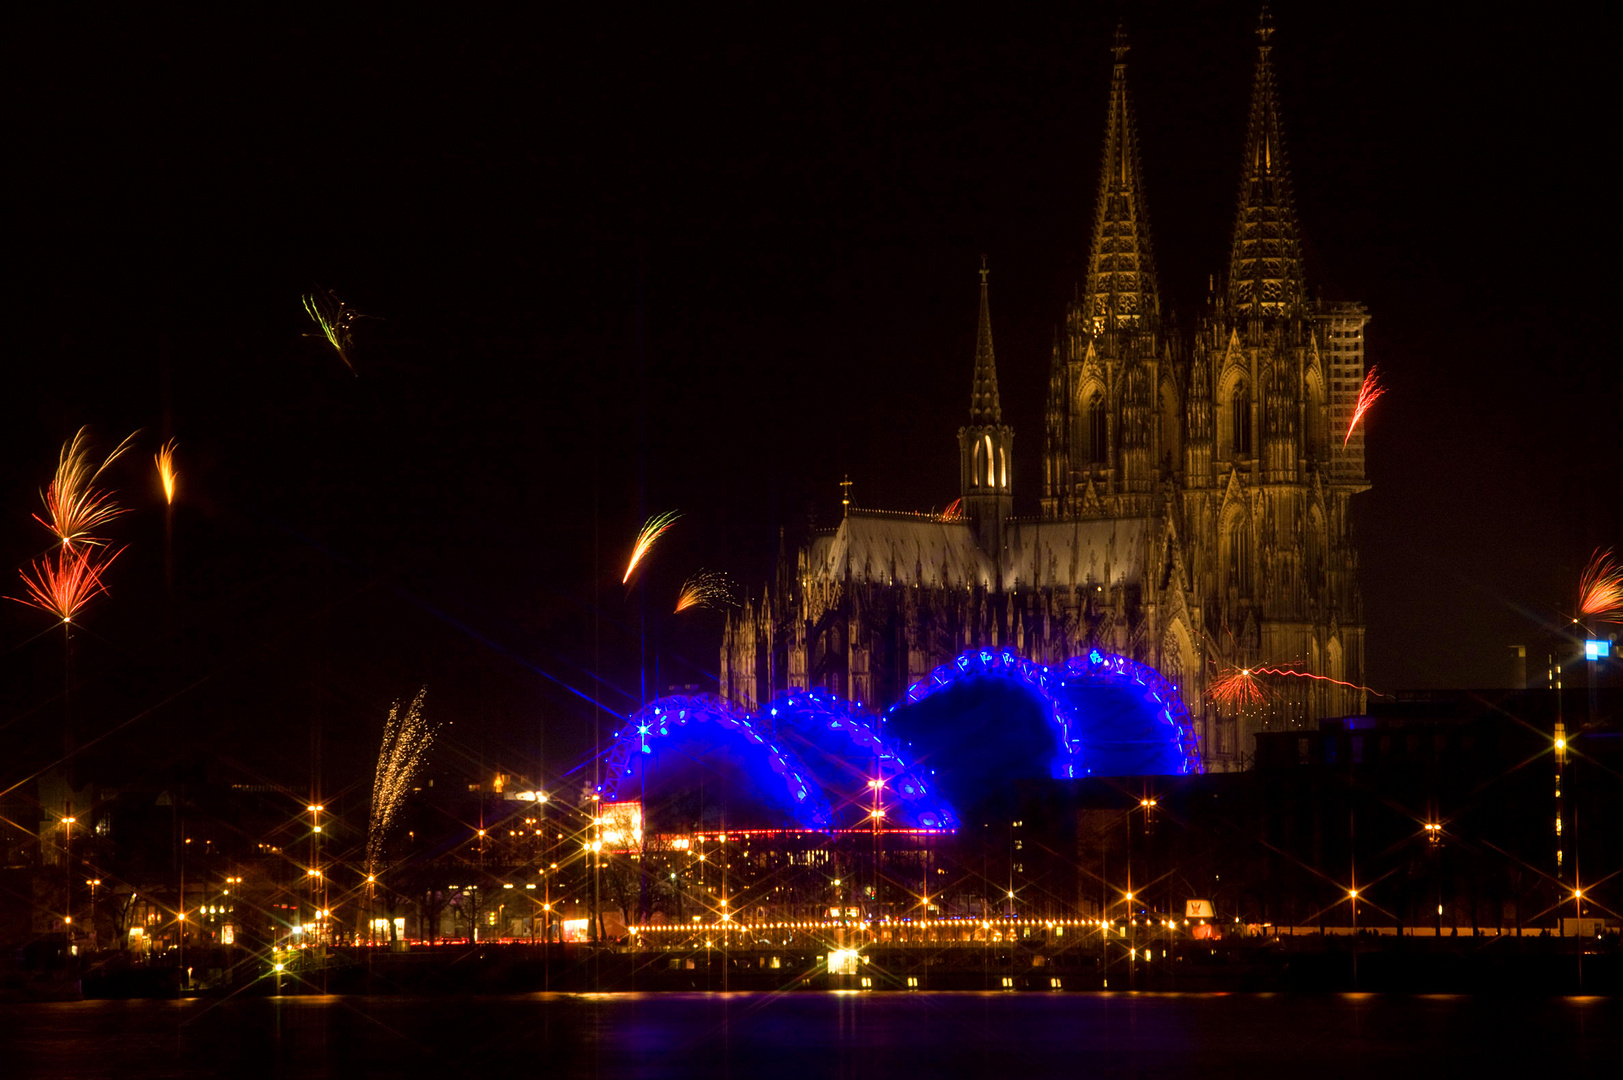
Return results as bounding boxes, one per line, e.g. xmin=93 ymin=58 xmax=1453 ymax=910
xmin=1 ymin=993 xmax=1617 ymax=1079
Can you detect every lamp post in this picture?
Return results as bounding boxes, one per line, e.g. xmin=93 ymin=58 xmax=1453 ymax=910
xmin=307 ymin=804 xmax=325 ymax=944
xmin=1348 ymin=888 xmax=1359 ymax=988
xmin=61 ymin=816 xmax=76 ymax=940
xmin=87 ymin=878 xmax=100 ymax=949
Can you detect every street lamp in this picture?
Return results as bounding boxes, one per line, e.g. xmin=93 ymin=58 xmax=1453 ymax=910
xmin=307 ymin=804 xmax=326 ymax=943
xmin=61 ymin=817 xmax=76 ymax=935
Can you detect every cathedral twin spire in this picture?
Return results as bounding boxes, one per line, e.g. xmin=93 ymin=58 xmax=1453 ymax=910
xmin=1228 ymin=8 xmax=1307 ymax=316
xmin=1080 ymin=26 xmax=1160 ymax=335
xmin=1075 ymin=13 xmax=1307 ymax=330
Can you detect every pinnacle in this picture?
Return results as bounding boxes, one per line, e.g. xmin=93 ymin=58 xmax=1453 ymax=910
xmin=960 ymin=261 xmax=999 ymax=425
xmin=968 ymin=261 xmax=1002 ymax=426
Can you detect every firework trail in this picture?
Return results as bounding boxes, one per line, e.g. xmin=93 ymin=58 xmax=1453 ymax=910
xmin=940 ymin=498 xmax=964 ymax=522
xmin=1579 ymin=548 xmax=1623 ymax=624
xmin=623 ymin=511 xmax=680 ymax=584
xmin=367 ymin=688 xmax=437 ymax=876
xmin=14 ymin=545 xmax=123 ymax=623
xmin=1342 ymin=365 xmax=1386 ymax=448
xmin=1251 ymin=665 xmax=1382 ymax=695
xmin=33 ymin=427 xmax=137 ymax=546
xmin=155 ymin=440 xmax=178 ymax=505
xmin=302 ymin=287 xmax=362 ymax=374
xmin=1210 ymin=664 xmax=1381 ymax=707
xmin=674 ymin=570 xmax=736 ymax=613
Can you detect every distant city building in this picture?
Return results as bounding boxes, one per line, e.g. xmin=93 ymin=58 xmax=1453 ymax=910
xmin=721 ymin=17 xmax=1370 ymax=771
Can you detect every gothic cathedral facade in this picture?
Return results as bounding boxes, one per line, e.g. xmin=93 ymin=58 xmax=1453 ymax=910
xmin=721 ymin=20 xmax=1370 ymax=771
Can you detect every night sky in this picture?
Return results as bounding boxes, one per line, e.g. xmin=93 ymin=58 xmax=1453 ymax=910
xmin=6 ymin=3 xmax=1617 ymax=796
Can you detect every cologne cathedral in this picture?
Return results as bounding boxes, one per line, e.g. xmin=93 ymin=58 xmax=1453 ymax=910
xmin=721 ymin=18 xmax=1370 ymax=771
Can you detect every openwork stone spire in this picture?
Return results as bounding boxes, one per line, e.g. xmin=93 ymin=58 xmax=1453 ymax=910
xmin=1228 ymin=8 xmax=1306 ymax=316
xmin=968 ymin=257 xmax=1002 ymax=425
xmin=1080 ymin=25 xmax=1160 ymax=334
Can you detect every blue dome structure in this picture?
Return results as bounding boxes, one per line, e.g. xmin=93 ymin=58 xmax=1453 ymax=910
xmin=601 ymin=694 xmax=833 ymax=831
xmin=601 ymin=648 xmax=1196 ymax=836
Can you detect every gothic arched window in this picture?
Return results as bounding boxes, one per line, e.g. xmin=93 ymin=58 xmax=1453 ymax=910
xmin=1229 ymin=520 xmax=1253 ymax=594
xmin=1087 ymin=394 xmax=1107 ymax=464
xmin=1231 ymin=384 xmax=1253 ymax=457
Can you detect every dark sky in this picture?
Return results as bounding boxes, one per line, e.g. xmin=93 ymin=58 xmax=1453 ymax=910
xmin=5 ymin=2 xmax=1617 ymax=798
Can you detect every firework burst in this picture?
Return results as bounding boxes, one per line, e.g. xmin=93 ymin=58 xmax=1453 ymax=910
xmin=1209 ymin=667 xmax=1270 ymax=709
xmin=302 ymin=287 xmax=363 ymax=374
xmin=1579 ymin=548 xmax=1623 ymax=624
xmin=674 ymin=570 xmax=736 ymax=613
xmin=33 ymin=427 xmax=137 ymax=546
xmin=1342 ymin=365 xmax=1386 ymax=448
xmin=623 ymin=510 xmax=680 ymax=584
xmin=15 ymin=545 xmax=123 ymax=623
xmin=155 ymin=439 xmax=178 ymax=505
xmin=940 ymin=498 xmax=964 ymax=522
xmin=367 ymin=688 xmax=437 ymax=875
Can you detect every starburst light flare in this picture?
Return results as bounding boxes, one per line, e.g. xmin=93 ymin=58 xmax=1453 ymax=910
xmin=623 ymin=510 xmax=680 ymax=584
xmin=302 ymin=287 xmax=361 ymax=374
xmin=155 ymin=439 xmax=178 ymax=505
xmin=1342 ymin=365 xmax=1386 ymax=448
xmin=1579 ymin=548 xmax=1623 ymax=624
xmin=33 ymin=427 xmax=137 ymax=546
xmin=15 ymin=545 xmax=123 ymax=623
xmin=367 ymin=689 xmax=437 ymax=876
xmin=674 ymin=570 xmax=736 ymax=613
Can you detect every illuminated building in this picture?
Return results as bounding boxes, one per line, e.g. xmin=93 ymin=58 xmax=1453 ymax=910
xmin=721 ymin=16 xmax=1369 ymax=770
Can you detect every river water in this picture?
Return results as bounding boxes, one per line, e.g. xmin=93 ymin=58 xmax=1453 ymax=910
xmin=2 ymin=992 xmax=1616 ymax=1078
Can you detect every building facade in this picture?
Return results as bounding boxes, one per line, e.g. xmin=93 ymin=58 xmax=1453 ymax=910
xmin=721 ymin=19 xmax=1370 ymax=770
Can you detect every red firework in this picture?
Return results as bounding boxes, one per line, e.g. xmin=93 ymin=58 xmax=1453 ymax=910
xmin=1208 ymin=668 xmax=1269 ymax=709
xmin=1342 ymin=366 xmax=1386 ymax=448
xmin=1579 ymin=548 xmax=1623 ymax=624
xmin=1209 ymin=664 xmax=1381 ymax=708
xmin=940 ymin=498 xmax=964 ymax=522
xmin=15 ymin=545 xmax=123 ymax=623
xmin=1251 ymin=666 xmax=1380 ymax=696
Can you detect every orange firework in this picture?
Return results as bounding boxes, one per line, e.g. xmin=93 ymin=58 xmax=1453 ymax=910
xmin=1209 ymin=667 xmax=1269 ymax=709
xmin=1579 ymin=548 xmax=1623 ymax=624
xmin=674 ymin=570 xmax=735 ymax=613
xmin=1342 ymin=365 xmax=1386 ymax=448
xmin=15 ymin=545 xmax=123 ymax=623
xmin=940 ymin=498 xmax=964 ymax=522
xmin=33 ymin=427 xmax=137 ymax=546
xmin=623 ymin=511 xmax=680 ymax=584
xmin=155 ymin=439 xmax=178 ymax=505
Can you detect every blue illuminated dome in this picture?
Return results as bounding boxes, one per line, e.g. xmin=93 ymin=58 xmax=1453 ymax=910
xmin=604 ymin=648 xmax=1196 ymax=835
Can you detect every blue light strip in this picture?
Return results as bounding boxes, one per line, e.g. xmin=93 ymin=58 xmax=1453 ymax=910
xmin=605 ymin=648 xmax=1201 ymax=828
xmin=601 ymin=694 xmax=834 ymax=830
xmin=896 ymin=646 xmax=1202 ymax=777
xmin=765 ymin=689 xmax=960 ymax=830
